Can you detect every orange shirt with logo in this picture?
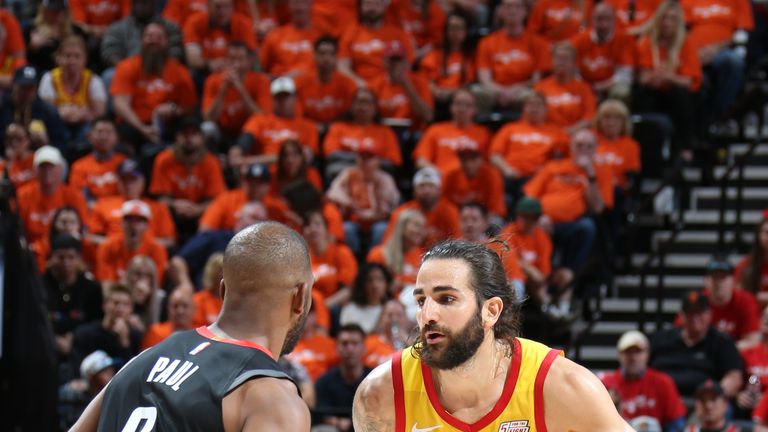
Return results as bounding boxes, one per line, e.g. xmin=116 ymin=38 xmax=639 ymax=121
xmin=476 ymin=30 xmax=551 ymax=86
xmin=295 ymin=72 xmax=358 ymax=124
xmin=6 ymin=154 xmax=36 ymax=191
xmin=636 ymin=36 xmax=703 ymax=91
xmin=202 ymin=71 xmax=272 ymax=134
xmin=385 ymin=0 xmax=447 ymax=51
xmin=681 ymin=0 xmax=754 ymax=49
xmin=199 ymin=188 xmax=290 ymax=231
xmin=534 ymin=76 xmax=596 ymax=128
xmin=419 ymin=51 xmax=477 ymax=90
xmin=110 ymin=56 xmax=198 ymax=124
xmin=95 ymin=233 xmax=168 ymax=282
xmin=0 ymin=10 xmax=25 ymax=55
xmin=311 ymin=0 xmax=357 ymax=39
xmin=17 ymin=183 xmax=88 ymax=244
xmin=502 ymin=221 xmax=553 ymax=278
xmin=595 ymin=134 xmax=641 ymax=190
xmin=88 ymin=196 xmax=177 ymax=240
xmin=487 ymin=239 xmax=525 ymax=281
xmin=162 ymin=0 xmax=208 ymax=27
xmin=183 ymin=11 xmax=258 ymax=60
xmin=310 ymin=242 xmax=358 ymax=300
xmin=260 ymin=24 xmax=320 ymax=77
xmin=368 ymin=73 xmax=433 ymax=125
xmin=364 ymin=334 xmax=396 ymax=368
xmin=528 ymin=0 xmax=594 ymax=42
xmin=290 ymin=334 xmax=339 ymax=382
xmin=268 ymin=165 xmax=324 ymax=199
xmin=385 ymin=199 xmax=461 ymax=247
xmin=241 ymin=113 xmax=319 ymax=157
xmin=141 ymin=322 xmax=177 ymax=349
xmin=570 ymin=29 xmax=636 ymax=83
xmin=605 ymin=0 xmax=661 ymax=29
xmin=69 ymin=152 xmax=126 ymax=200
xmin=70 ymin=0 xmax=130 ymax=26
xmin=413 ymin=122 xmax=491 ymax=174
xmin=32 ymin=235 xmax=99 ymax=273
xmin=367 ymin=244 xmax=424 ymax=287
xmin=523 ymin=158 xmax=614 ymax=223
xmin=490 ymin=120 xmax=570 ymax=177
xmin=323 ymin=121 xmax=402 ymax=166
xmin=443 ymin=163 xmax=507 ymax=218
xmin=149 ymin=149 xmax=226 ymax=203
xmin=338 ymin=23 xmax=415 ymax=82
xmin=193 ymin=289 xmax=223 ymax=327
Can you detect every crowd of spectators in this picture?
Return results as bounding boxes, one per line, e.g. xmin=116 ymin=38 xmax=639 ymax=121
xmin=0 ymin=0 xmax=764 ymax=430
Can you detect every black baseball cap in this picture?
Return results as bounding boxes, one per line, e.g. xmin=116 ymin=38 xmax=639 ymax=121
xmin=14 ymin=66 xmax=39 ymax=86
xmin=705 ymin=256 xmax=734 ymax=274
xmin=50 ymin=234 xmax=82 ymax=253
xmin=245 ymin=163 xmax=271 ymax=182
xmin=118 ymin=159 xmax=143 ymax=178
xmin=694 ymin=380 xmax=725 ymax=399
xmin=681 ymin=290 xmax=709 ymax=314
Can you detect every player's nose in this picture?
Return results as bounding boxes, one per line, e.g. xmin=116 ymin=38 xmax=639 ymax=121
xmin=419 ymin=297 xmax=440 ymax=322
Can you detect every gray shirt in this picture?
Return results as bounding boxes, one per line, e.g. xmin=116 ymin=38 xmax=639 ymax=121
xmin=101 ymin=16 xmax=183 ymax=67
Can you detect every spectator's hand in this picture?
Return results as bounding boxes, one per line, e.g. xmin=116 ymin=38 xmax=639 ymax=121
xmin=132 ymin=279 xmax=152 ymax=304
xmin=500 ymin=165 xmax=520 ymax=179
xmin=575 ymin=155 xmax=595 ymax=178
xmin=112 ymin=318 xmax=131 ymax=347
xmin=355 ymin=208 xmax=377 ymax=222
xmin=30 ymin=29 xmax=56 ymax=48
xmin=284 ymin=210 xmax=304 ymax=227
xmin=127 ymin=314 xmax=146 ymax=333
xmin=389 ymin=60 xmax=411 ymax=87
xmin=736 ymin=389 xmax=760 ymax=409
xmin=55 ymin=333 xmax=73 ymax=356
xmin=209 ymin=57 xmax=228 ymax=73
xmin=172 ymin=199 xmax=200 ymax=218
xmin=338 ymin=417 xmax=353 ymax=432
xmin=154 ymin=103 xmax=178 ymax=121
xmin=140 ymin=124 xmax=161 ymax=144
xmin=59 ymin=105 xmax=80 ymax=123
xmin=699 ymin=44 xmax=720 ymax=65
xmin=228 ymin=146 xmax=243 ymax=168
xmin=539 ymin=215 xmax=553 ymax=234
xmin=433 ymin=87 xmax=454 ymax=102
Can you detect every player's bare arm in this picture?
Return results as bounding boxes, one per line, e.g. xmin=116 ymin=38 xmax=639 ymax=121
xmin=544 ymin=356 xmax=635 ymax=432
xmin=352 ymin=360 xmax=396 ymax=432
xmin=68 ymin=388 xmax=104 ymax=432
xmin=223 ymin=377 xmax=311 ymax=432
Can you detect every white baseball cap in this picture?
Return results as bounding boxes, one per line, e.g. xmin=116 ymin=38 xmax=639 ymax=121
xmin=121 ymin=199 xmax=152 ymax=220
xmin=413 ymin=166 xmax=441 ymax=187
xmin=33 ymin=145 xmax=65 ymax=167
xmin=617 ymin=330 xmax=649 ymax=352
xmin=80 ymin=350 xmax=114 ymax=379
xmin=270 ymin=76 xmax=296 ymax=95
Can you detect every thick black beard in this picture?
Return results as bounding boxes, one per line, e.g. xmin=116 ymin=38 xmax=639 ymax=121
xmin=418 ymin=310 xmax=485 ymax=370
xmin=141 ymin=46 xmax=168 ymax=76
xmin=281 ymin=307 xmax=309 ymax=356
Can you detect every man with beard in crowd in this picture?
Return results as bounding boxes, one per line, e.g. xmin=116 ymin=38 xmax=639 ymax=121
xmin=71 ymin=221 xmax=315 ymax=431
xmin=353 ymin=240 xmax=631 ymax=431
xmin=111 ymin=22 xmax=196 ymax=150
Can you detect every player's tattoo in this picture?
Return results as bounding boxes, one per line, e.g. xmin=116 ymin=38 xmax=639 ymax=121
xmin=352 ymin=384 xmax=394 ymax=432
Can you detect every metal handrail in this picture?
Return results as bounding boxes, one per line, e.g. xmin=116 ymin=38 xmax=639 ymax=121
xmin=717 ymin=139 xmax=761 ymax=252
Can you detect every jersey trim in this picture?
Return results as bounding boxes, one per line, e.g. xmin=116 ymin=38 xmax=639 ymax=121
xmin=225 ymin=369 xmax=297 ymax=396
xmin=392 ymin=351 xmax=406 ymax=432
xmin=196 ymin=326 xmax=274 ymax=358
xmin=420 ymin=337 xmax=523 ymax=431
xmin=533 ymin=349 xmax=561 ymax=432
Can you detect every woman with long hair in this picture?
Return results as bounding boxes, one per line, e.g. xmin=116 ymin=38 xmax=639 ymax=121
xmin=594 ymin=99 xmax=641 ymax=193
xmin=736 ymin=220 xmax=768 ymax=307
xmin=269 ymin=139 xmax=323 ymax=198
xmin=2 ymin=123 xmax=36 ymax=190
xmin=192 ymin=252 xmax=224 ymax=326
xmin=339 ymin=263 xmax=393 ymax=334
xmin=633 ymin=0 xmax=702 ymax=162
xmin=367 ymin=209 xmax=427 ymax=296
xmin=123 ymin=254 xmax=164 ymax=332
xmin=28 ymin=0 xmax=76 ymax=71
xmin=33 ymin=205 xmax=98 ymax=272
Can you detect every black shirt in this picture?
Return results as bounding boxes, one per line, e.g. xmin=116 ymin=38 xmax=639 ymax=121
xmin=43 ymin=271 xmax=103 ymax=335
xmin=70 ymin=320 xmax=143 ymax=378
xmin=315 ymin=366 xmax=373 ymax=417
xmin=649 ymin=326 xmax=743 ymax=397
xmin=97 ymin=328 xmax=295 ymax=432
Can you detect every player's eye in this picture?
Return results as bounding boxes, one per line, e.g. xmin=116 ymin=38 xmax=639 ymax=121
xmin=416 ymin=297 xmax=425 ymax=307
xmin=439 ymin=296 xmax=455 ymax=305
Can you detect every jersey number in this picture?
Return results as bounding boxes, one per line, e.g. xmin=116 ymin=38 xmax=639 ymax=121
xmin=121 ymin=407 xmax=157 ymax=432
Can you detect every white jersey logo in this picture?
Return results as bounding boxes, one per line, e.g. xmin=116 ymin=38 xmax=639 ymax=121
xmin=411 ymin=424 xmax=442 ymax=432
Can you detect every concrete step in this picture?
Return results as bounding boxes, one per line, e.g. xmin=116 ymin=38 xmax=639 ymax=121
xmin=600 ymin=297 xmax=682 ymax=314
xmin=631 ymin=253 xmax=738 ymax=269
xmin=683 ymin=210 xmax=763 ymax=226
xmin=714 ymin=166 xmax=768 ymax=181
xmin=691 ymin=187 xmax=768 ymax=211
xmin=650 ymin=230 xmax=755 ymax=254
xmin=616 ymin=274 xmax=704 ymax=290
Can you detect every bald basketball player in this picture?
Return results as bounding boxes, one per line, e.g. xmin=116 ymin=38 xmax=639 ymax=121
xmin=353 ymin=240 xmax=633 ymax=431
xmin=71 ymin=221 xmax=315 ymax=432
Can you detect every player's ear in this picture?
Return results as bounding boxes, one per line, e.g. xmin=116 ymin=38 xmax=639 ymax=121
xmin=482 ymin=297 xmax=503 ymax=329
xmin=219 ymin=278 xmax=226 ymax=300
xmin=292 ymin=282 xmax=311 ymax=316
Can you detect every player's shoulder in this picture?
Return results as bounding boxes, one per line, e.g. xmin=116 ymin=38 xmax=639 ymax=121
xmin=225 ymin=376 xmax=310 ymax=432
xmin=353 ymin=359 xmax=396 ymax=432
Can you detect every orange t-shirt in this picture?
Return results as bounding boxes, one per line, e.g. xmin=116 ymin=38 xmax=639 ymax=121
xmin=32 ymin=235 xmax=98 ymax=273
xmin=523 ymin=158 xmax=614 ymax=223
xmin=162 ymin=0 xmax=208 ymax=27
xmin=311 ymin=0 xmax=357 ymax=39
xmin=6 ymin=154 xmax=36 ymax=191
xmin=367 ymin=244 xmax=424 ymax=287
xmin=570 ymin=29 xmax=636 ymax=83
xmin=70 ymin=0 xmax=130 ymax=26
xmin=199 ymin=188 xmax=290 ymax=231
xmin=183 ymin=11 xmax=258 ymax=60
xmin=295 ymin=72 xmax=357 ymax=124
xmin=534 ymin=76 xmax=596 ymax=128
xmin=290 ymin=334 xmax=339 ymax=382
xmin=260 ymin=24 xmax=320 ymax=77
xmin=319 ymin=202 xmax=346 ymax=245
xmin=413 ymin=121 xmax=491 ymax=175
xmin=149 ymin=149 xmax=226 ymax=203
xmin=310 ymin=242 xmax=358 ymax=300
xmin=141 ymin=322 xmax=177 ymax=349
xmin=364 ymin=334 xmax=395 ymax=368
xmin=528 ymin=0 xmax=594 ymax=42
xmin=240 ymin=113 xmax=319 ymax=157
xmin=110 ymin=56 xmax=198 ymax=124
xmin=502 ymin=221 xmax=553 ymax=278
xmin=487 ymin=239 xmax=525 ymax=282
xmin=268 ymin=165 xmax=324 ymax=199
xmin=419 ymin=51 xmax=477 ymax=90
xmin=368 ymin=73 xmax=433 ymax=125
xmin=595 ymin=134 xmax=641 ymax=190
xmin=0 ymin=10 xmax=25 ymax=55
xmin=385 ymin=0 xmax=446 ymax=51
xmin=443 ymin=163 xmax=507 ymax=218
xmin=384 ymin=199 xmax=461 ymax=247
xmin=323 ymin=121 xmax=402 ymax=166
xmin=682 ymin=0 xmax=754 ymax=49
xmin=246 ymin=2 xmax=291 ymax=28
xmin=202 ymin=70 xmax=272 ymax=134
xmin=636 ymin=36 xmax=703 ymax=91
xmin=95 ymin=233 xmax=168 ymax=283
xmin=338 ymin=23 xmax=416 ymax=82
xmin=476 ymin=30 xmax=551 ymax=86
xmin=490 ymin=120 xmax=570 ymax=177
xmin=193 ymin=289 xmax=223 ymax=327
xmin=17 ymin=183 xmax=88 ymax=244
xmin=88 ymin=196 xmax=177 ymax=240
xmin=69 ymin=152 xmax=126 ymax=200
xmin=605 ymin=0 xmax=662 ymax=29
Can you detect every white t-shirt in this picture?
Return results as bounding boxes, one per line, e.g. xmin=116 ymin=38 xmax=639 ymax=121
xmin=38 ymin=71 xmax=108 ymax=105
xmin=339 ymin=303 xmax=383 ymax=335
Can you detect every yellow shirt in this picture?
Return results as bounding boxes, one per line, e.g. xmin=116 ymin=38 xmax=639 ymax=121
xmin=52 ymin=67 xmax=92 ymax=107
xmin=393 ymin=337 xmax=562 ymax=432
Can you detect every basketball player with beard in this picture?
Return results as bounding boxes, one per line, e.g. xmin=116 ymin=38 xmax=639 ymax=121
xmin=353 ymin=240 xmax=632 ymax=431
xmin=71 ymin=222 xmax=315 ymax=431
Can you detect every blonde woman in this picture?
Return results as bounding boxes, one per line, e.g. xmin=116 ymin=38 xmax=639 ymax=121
xmin=366 ymin=209 xmax=427 ymax=296
xmin=634 ymin=0 xmax=702 ymax=162
xmin=594 ymin=99 xmax=641 ymax=193
xmin=29 ymin=0 xmax=76 ymax=71
xmin=192 ymin=252 xmax=224 ymax=326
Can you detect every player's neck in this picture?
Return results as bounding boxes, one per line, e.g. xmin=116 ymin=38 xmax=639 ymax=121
xmin=431 ymin=337 xmax=512 ymax=407
xmin=208 ymin=319 xmax=282 ymax=361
